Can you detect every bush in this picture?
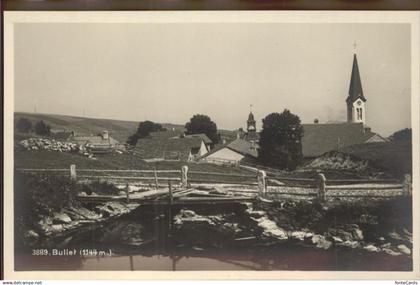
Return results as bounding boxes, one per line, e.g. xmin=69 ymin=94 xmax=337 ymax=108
xmin=16 ymin=118 xmax=32 ymax=133
xmin=81 ymin=180 xmax=120 ymax=196
xmin=34 ymin=120 xmax=51 ymax=136
xmin=14 ymin=171 xmax=81 ymax=228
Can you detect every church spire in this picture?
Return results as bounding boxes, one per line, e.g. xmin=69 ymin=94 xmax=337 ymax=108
xmin=347 ymin=53 xmax=366 ymax=104
xmin=346 ymin=50 xmax=367 ymax=124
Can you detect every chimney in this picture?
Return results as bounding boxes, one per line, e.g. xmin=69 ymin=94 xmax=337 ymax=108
xmin=222 ymin=139 xmax=226 ymax=144
xmin=102 ymin=130 xmax=109 ymax=139
xmin=314 ymin=119 xmax=319 ymax=124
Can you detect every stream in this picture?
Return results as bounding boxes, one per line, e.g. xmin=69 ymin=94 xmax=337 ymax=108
xmin=15 ymin=203 xmax=412 ymax=271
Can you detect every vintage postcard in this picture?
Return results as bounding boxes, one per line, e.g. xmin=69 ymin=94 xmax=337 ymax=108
xmin=3 ymin=11 xmax=420 ymax=280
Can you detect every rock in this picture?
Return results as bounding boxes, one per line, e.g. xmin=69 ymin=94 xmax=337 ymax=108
xmin=389 ymin=231 xmax=403 ymax=241
xmin=51 ymin=224 xmax=64 ymax=232
xmin=290 ymin=231 xmax=307 ymax=241
xmin=53 ymin=212 xmax=72 ymax=224
xmin=332 ymin=236 xmax=343 ymax=243
xmin=311 ymin=235 xmax=332 ymax=250
xmin=341 ymin=240 xmax=359 ymax=249
xmin=174 ymin=210 xmax=216 ymax=226
xmin=397 ymin=244 xmax=411 ymax=255
xmin=24 ymin=230 xmax=39 ymax=243
xmin=251 ymin=216 xmax=288 ymax=240
xmin=304 ymin=232 xmax=313 ymax=239
xmin=352 ymin=228 xmax=364 ymax=241
xmin=329 ymin=228 xmax=353 ymax=241
xmin=383 ymin=248 xmax=402 ymax=256
xmin=364 ymin=244 xmax=380 ymax=252
xmin=402 ymin=228 xmax=412 ymax=237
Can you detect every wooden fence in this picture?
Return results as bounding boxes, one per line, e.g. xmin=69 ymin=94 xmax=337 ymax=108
xmin=16 ymin=164 xmax=412 ymax=200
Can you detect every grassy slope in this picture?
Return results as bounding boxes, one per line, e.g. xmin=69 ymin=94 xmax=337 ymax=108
xmin=15 ymin=112 xmax=237 ymax=145
xmin=14 ymin=150 xmax=254 ymax=176
xmin=339 ymin=140 xmax=412 ymax=177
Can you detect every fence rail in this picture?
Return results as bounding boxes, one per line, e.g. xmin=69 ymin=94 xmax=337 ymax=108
xmin=16 ymin=164 xmax=412 ymax=200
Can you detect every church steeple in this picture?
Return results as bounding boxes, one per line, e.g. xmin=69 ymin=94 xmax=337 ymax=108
xmin=247 ymin=111 xmax=256 ymax=132
xmin=346 ymin=50 xmax=367 ymax=124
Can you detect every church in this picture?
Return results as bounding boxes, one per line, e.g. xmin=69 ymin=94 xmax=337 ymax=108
xmin=301 ymin=52 xmax=387 ymax=158
xmin=201 ymin=51 xmax=386 ymax=164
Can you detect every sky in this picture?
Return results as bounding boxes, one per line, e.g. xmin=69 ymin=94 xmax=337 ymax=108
xmin=14 ymin=23 xmax=411 ymax=136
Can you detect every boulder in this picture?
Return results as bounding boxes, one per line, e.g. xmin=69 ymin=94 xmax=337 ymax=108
xmin=53 ymin=212 xmax=72 ymax=224
xmin=251 ymin=216 xmax=288 ymax=240
xmin=24 ymin=230 xmax=40 ymax=243
xmin=364 ymin=244 xmax=380 ymax=252
xmin=311 ymin=235 xmax=332 ymax=250
xmin=352 ymin=228 xmax=364 ymax=241
xmin=341 ymin=240 xmax=359 ymax=249
xmin=383 ymin=248 xmax=402 ymax=256
xmin=397 ymin=244 xmax=411 ymax=255
xmin=290 ymin=231 xmax=307 ymax=241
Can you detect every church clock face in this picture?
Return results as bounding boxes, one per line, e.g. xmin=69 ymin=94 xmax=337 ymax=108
xmin=357 ymin=100 xmax=362 ymax=106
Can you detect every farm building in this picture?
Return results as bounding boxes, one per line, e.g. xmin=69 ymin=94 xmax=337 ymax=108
xmin=200 ymin=138 xmax=258 ymax=165
xmin=184 ymin=133 xmax=214 ymax=150
xmin=70 ymin=130 xmax=125 ymax=154
xmin=134 ymin=131 xmax=210 ymax=161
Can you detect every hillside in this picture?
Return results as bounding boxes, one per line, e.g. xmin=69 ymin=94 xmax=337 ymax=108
xmin=14 ymin=112 xmax=236 ymax=144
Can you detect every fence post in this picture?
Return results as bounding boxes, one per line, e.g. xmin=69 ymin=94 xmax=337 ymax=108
xmin=70 ymin=164 xmax=77 ymax=181
xmin=168 ymin=180 xmax=173 ymax=205
xmin=154 ymin=168 xmax=159 ymax=189
xmin=126 ymin=183 xmax=130 ymax=203
xmin=403 ymin=174 xmax=412 ymax=197
xmin=257 ymin=170 xmax=267 ymax=197
xmin=181 ymin=166 xmax=189 ymax=188
xmin=317 ymin=172 xmax=326 ymax=202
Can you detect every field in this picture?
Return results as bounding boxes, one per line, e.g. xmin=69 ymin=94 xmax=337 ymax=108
xmin=14 ymin=150 xmax=254 ymax=176
xmin=14 ymin=112 xmax=237 ymax=145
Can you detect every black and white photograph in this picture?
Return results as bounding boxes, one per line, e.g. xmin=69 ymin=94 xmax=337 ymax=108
xmin=3 ymin=11 xmax=419 ymax=279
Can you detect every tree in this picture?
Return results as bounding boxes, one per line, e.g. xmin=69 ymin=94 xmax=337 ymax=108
xmin=34 ymin=120 xmax=51 ymax=136
xmin=258 ymin=109 xmax=304 ymax=170
xmin=185 ymin=114 xmax=220 ymax=144
xmin=126 ymin=121 xmax=166 ymax=146
xmin=16 ymin=118 xmax=32 ymax=133
xmin=390 ymin=128 xmax=411 ymax=141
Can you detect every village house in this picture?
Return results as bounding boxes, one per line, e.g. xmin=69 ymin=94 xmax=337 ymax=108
xmin=184 ymin=133 xmax=214 ymax=150
xmin=200 ymin=138 xmax=258 ymax=165
xmin=70 ymin=130 xmax=124 ymax=154
xmin=134 ymin=130 xmax=210 ymax=161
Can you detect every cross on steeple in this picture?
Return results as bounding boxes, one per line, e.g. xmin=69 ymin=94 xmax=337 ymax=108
xmin=353 ymin=41 xmax=357 ymax=53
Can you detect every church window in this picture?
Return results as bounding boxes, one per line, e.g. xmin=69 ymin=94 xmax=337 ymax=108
xmin=356 ymin=108 xmax=363 ymax=120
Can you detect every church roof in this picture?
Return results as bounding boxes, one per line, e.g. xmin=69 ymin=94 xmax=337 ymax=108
xmin=302 ymin=122 xmax=381 ymax=158
xmin=347 ymin=54 xmax=366 ymax=103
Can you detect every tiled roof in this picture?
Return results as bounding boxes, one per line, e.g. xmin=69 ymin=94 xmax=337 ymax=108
xmin=135 ymin=134 xmax=204 ymax=160
xmin=302 ymin=122 xmax=379 ymax=158
xmin=184 ymin=133 xmax=213 ymax=144
xmin=70 ymin=135 xmax=119 ymax=147
xmin=201 ymin=138 xmax=258 ymax=159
